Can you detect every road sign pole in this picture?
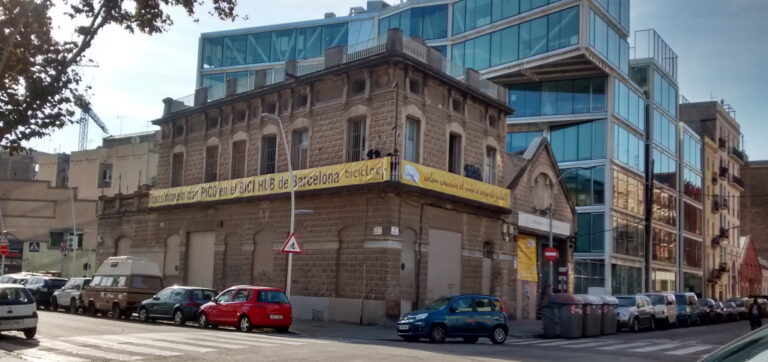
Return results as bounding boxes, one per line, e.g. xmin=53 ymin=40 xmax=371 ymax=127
xmin=69 ymin=186 xmax=78 ymax=278
xmin=272 ymin=114 xmax=295 ymax=298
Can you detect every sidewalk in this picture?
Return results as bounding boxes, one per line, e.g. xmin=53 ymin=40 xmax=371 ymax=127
xmin=290 ymin=318 xmax=543 ymax=340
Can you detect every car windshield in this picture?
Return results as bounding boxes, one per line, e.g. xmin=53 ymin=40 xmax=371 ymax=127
xmin=649 ymin=295 xmax=665 ymax=305
xmin=424 ymin=296 xmax=453 ymax=310
xmin=258 ymin=291 xmax=289 ymax=304
xmin=617 ymin=298 xmax=635 ymax=307
xmin=703 ymin=327 xmax=768 ymax=362
xmin=675 ymin=296 xmax=686 ymax=305
xmin=131 ymin=276 xmax=163 ymax=290
xmin=699 ymin=300 xmax=709 ymax=306
xmin=734 ymin=300 xmax=745 ymax=307
xmin=47 ymin=279 xmax=68 ymax=288
xmin=0 ymin=288 xmax=34 ymax=305
xmin=192 ymin=290 xmax=216 ymax=302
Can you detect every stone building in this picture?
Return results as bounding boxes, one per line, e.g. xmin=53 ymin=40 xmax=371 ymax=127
xmin=681 ymin=100 xmax=746 ymax=300
xmin=96 ymin=31 xmax=575 ymax=325
xmin=737 ymin=236 xmax=761 ymax=297
xmin=741 ymin=160 xmax=768 ymax=261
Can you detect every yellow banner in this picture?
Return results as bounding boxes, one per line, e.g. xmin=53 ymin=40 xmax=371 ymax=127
xmin=400 ymin=161 xmax=511 ymax=208
xmin=517 ymin=234 xmax=538 ymax=282
xmin=149 ymin=158 xmax=391 ymax=208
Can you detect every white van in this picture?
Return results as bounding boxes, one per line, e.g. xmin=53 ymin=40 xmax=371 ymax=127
xmin=82 ymin=256 xmax=164 ymax=319
xmin=0 ymin=283 xmax=38 ymax=338
xmin=645 ymin=293 xmax=678 ymax=328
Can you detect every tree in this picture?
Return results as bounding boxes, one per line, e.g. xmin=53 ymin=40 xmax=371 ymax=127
xmin=0 ymin=0 xmax=240 ymax=154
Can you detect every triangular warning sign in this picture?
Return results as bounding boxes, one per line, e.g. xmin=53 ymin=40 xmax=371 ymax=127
xmin=280 ymin=233 xmax=302 ymax=254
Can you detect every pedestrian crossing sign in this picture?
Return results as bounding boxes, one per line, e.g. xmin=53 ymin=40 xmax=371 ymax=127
xmin=28 ymin=242 xmax=40 ymax=252
xmin=280 ymin=233 xmax=302 ymax=254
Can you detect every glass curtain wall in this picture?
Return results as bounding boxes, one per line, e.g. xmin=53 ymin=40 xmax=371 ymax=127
xmin=653 ymin=148 xmax=677 ymax=189
xmin=452 ymin=0 xmax=563 ymax=35
xmin=613 ymin=215 xmax=645 ymax=258
xmin=576 ymin=213 xmax=605 ymax=253
xmin=652 ymin=228 xmax=677 ymax=265
xmin=594 ymin=0 xmax=630 ymax=31
xmin=508 ymin=78 xmax=606 ymax=118
xmin=506 ymin=131 xmax=542 ymax=153
xmin=613 ymin=123 xmax=645 ymax=173
xmin=612 ymin=264 xmax=642 ymax=295
xmin=588 ymin=10 xmax=629 ymax=74
xmin=550 ymin=120 xmax=606 ymax=163
xmin=653 ymin=71 xmax=678 ymax=117
xmin=563 ymin=166 xmax=605 ymax=206
xmin=379 ymin=5 xmax=448 ymax=39
xmin=614 ymin=79 xmax=645 ymax=131
xmin=613 ymin=169 xmax=644 ymax=216
xmin=451 ymin=6 xmax=578 ymax=74
xmin=575 ymin=260 xmax=605 ymax=293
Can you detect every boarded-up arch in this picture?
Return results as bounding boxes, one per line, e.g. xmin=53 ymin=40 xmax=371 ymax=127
xmin=252 ymin=230 xmax=276 ymax=285
xmin=164 ymin=235 xmax=181 ymax=276
xmin=115 ymin=237 xmax=132 ymax=256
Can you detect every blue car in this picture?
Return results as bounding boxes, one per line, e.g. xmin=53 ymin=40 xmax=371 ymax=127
xmin=396 ymin=294 xmax=508 ymax=344
xmin=674 ymin=293 xmax=700 ymax=326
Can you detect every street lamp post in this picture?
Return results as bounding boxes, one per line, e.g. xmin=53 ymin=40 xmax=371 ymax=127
xmin=548 ymin=165 xmax=598 ymax=293
xmin=261 ymin=113 xmax=296 ymax=298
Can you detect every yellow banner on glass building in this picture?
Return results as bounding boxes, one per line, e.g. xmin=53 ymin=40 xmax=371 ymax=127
xmin=517 ymin=234 xmax=538 ymax=282
xmin=399 ymin=161 xmax=511 ymax=208
xmin=149 ymin=158 xmax=391 ymax=208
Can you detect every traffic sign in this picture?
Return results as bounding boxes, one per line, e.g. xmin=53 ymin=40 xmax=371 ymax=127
xmin=0 ymin=245 xmax=9 ymax=256
xmin=280 ymin=233 xmax=302 ymax=254
xmin=543 ymin=247 xmax=559 ymax=262
xmin=0 ymin=234 xmax=8 ymax=246
xmin=28 ymin=242 xmax=40 ymax=253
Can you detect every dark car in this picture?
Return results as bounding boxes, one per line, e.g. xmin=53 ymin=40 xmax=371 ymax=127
xmin=396 ymin=295 xmax=508 ymax=344
xmin=727 ymin=298 xmax=749 ymax=319
xmin=138 ymin=286 xmax=217 ymax=326
xmin=723 ymin=302 xmax=739 ymax=322
xmin=698 ymin=298 xmax=719 ymax=324
xmin=24 ymin=276 xmax=68 ymax=309
xmin=616 ymin=295 xmax=656 ymax=332
xmin=714 ymin=301 xmax=726 ymax=322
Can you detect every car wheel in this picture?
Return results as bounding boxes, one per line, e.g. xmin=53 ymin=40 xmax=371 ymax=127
xmin=112 ymin=304 xmax=122 ymax=320
xmin=87 ymin=303 xmax=97 ymax=317
xmin=51 ymin=298 xmax=59 ymax=311
xmin=173 ymin=309 xmax=185 ymax=326
xmin=138 ymin=307 xmax=149 ymax=323
xmin=400 ymin=336 xmax=419 ymax=342
xmin=276 ymin=327 xmax=290 ymax=333
xmin=198 ymin=313 xmax=210 ymax=328
xmin=70 ymin=299 xmax=78 ymax=314
xmin=428 ymin=325 xmax=447 ymax=343
xmin=650 ymin=318 xmax=656 ymax=331
xmin=23 ymin=328 xmax=36 ymax=339
xmin=490 ymin=326 xmax=507 ymax=344
xmin=631 ymin=318 xmax=640 ymax=333
xmin=238 ymin=316 xmax=252 ymax=333
xmin=462 ymin=337 xmax=479 ymax=344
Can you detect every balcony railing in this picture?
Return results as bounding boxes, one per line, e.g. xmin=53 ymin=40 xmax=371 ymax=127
xmin=712 ymin=195 xmax=728 ymax=213
xmin=731 ymin=174 xmax=745 ymax=189
xmin=718 ymin=137 xmax=727 ymax=150
xmin=711 ymin=236 xmax=721 ymax=247
xmin=719 ymin=227 xmax=729 ymax=239
xmin=708 ymin=268 xmax=723 ymax=283
xmin=719 ymin=262 xmax=730 ymax=273
xmin=730 ymin=147 xmax=747 ymax=163
xmin=711 ymin=171 xmax=719 ymax=185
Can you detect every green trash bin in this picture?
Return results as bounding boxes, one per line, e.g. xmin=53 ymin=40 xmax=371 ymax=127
xmin=600 ymin=295 xmax=619 ymax=335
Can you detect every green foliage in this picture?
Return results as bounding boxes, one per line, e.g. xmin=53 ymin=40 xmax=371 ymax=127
xmin=0 ymin=0 xmax=240 ymax=154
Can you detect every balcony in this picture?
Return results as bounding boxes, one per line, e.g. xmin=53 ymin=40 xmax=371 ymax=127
xmin=718 ymin=137 xmax=727 ymax=150
xmin=719 ymin=166 xmax=729 ymax=179
xmin=711 ymin=236 xmax=722 ymax=247
xmin=731 ymin=174 xmax=745 ymax=189
xmin=719 ymin=262 xmax=730 ymax=273
xmin=719 ymin=227 xmax=729 ymax=239
xmin=712 ymin=196 xmax=728 ymax=213
xmin=711 ymin=171 xmax=718 ymax=185
xmin=708 ymin=268 xmax=723 ymax=283
xmin=730 ymin=147 xmax=747 ymax=164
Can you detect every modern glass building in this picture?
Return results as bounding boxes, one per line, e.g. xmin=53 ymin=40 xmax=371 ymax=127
xmin=193 ymin=0 xmax=702 ymax=295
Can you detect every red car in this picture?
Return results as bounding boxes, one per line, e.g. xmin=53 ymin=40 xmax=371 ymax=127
xmin=198 ymin=286 xmax=292 ymax=333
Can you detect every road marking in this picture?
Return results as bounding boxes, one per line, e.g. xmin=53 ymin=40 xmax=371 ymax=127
xmin=67 ymin=336 xmax=182 ymax=357
xmin=666 ymin=346 xmax=715 ymax=355
xmin=196 ymin=332 xmax=307 ymax=345
xmin=152 ymin=333 xmax=274 ymax=348
xmin=104 ymin=335 xmax=217 ymax=353
xmin=506 ymin=339 xmax=555 ymax=345
xmin=563 ymin=341 xmax=615 ymax=348
xmin=597 ymin=342 xmax=648 ymax=350
xmin=534 ymin=339 xmax=591 ymax=346
xmin=0 ymin=341 xmax=87 ymax=362
xmin=628 ymin=343 xmax=682 ymax=352
xmin=37 ymin=339 xmax=140 ymax=361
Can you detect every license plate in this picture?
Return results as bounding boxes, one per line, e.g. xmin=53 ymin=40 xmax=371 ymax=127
xmin=0 ymin=320 xmax=23 ymax=327
xmin=398 ymin=324 xmax=410 ymax=331
xmin=269 ymin=314 xmax=284 ymax=320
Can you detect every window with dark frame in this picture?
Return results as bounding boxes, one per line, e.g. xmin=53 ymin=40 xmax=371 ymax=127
xmin=448 ymin=132 xmax=462 ymax=174
xmin=484 ymin=146 xmax=497 ymax=184
xmin=171 ymin=152 xmax=184 ymax=187
xmin=260 ymin=135 xmax=277 ymax=175
xmin=230 ymin=140 xmax=247 ymax=179
xmin=291 ymin=129 xmax=309 ymax=170
xmin=405 ymin=117 xmax=420 ymax=163
xmin=204 ymin=145 xmax=219 ymax=182
xmin=347 ymin=118 xmax=366 ymax=162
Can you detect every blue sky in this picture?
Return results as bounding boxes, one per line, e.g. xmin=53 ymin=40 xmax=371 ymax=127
xmin=38 ymin=0 xmax=768 ymax=160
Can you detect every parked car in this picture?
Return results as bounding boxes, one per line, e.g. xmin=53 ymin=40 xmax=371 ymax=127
xmin=138 ymin=286 xmax=217 ymax=326
xmin=723 ymin=302 xmax=739 ymax=321
xmin=674 ymin=293 xmax=700 ymax=326
xmin=698 ymin=298 xmax=719 ymax=324
xmin=24 ymin=276 xmax=68 ymax=309
xmin=0 ymin=283 xmax=38 ymax=339
xmin=714 ymin=301 xmax=726 ymax=322
xmin=0 ymin=272 xmax=44 ymax=285
xmin=616 ymin=295 xmax=655 ymax=332
xmin=728 ymin=298 xmax=749 ymax=319
xmin=82 ymin=256 xmax=164 ymax=319
xmin=645 ymin=293 xmax=678 ymax=328
xmin=397 ymin=294 xmax=508 ymax=343
xmin=51 ymin=278 xmax=91 ymax=313
xmin=198 ymin=286 xmax=292 ymax=333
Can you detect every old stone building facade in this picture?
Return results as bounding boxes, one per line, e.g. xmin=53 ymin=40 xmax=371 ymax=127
xmin=97 ymin=31 xmax=575 ymax=325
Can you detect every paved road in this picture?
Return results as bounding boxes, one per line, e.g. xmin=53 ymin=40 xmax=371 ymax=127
xmin=0 ymin=311 xmax=752 ymax=361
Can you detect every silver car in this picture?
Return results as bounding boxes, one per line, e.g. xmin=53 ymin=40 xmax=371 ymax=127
xmin=616 ymin=295 xmax=656 ymax=332
xmin=51 ymin=278 xmax=91 ymax=313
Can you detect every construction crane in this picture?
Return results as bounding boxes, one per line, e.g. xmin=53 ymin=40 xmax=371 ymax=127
xmin=78 ymin=108 xmax=110 ymax=151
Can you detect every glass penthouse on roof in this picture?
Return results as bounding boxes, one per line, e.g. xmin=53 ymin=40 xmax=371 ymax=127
xmin=193 ymin=0 xmax=701 ymax=296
